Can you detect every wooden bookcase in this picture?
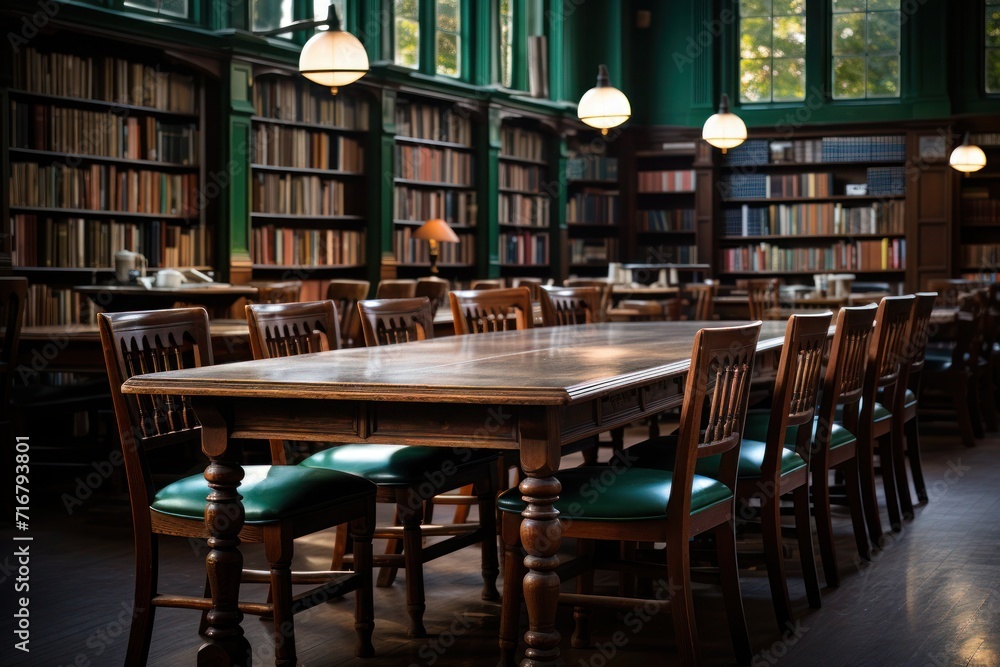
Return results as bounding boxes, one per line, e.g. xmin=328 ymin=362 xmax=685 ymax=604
xmin=564 ymin=134 xmax=620 ymax=278
xmin=954 ymin=127 xmax=1000 ymax=282
xmin=249 ymin=74 xmax=369 ymax=281
xmin=5 ymin=34 xmax=209 ymax=325
xmin=628 ymin=139 xmax=699 ymax=267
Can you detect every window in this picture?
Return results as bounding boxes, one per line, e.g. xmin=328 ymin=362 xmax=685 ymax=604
xmin=832 ymin=0 xmax=901 ymax=99
xmin=252 ymin=0 xmax=293 ymax=36
xmin=124 ymin=0 xmax=188 ymax=19
xmin=313 ymin=0 xmax=347 ymax=24
xmin=436 ymin=0 xmax=461 ymax=77
xmin=395 ymin=0 xmax=420 ymax=68
xmin=987 ymin=0 xmax=1000 ymax=93
xmin=499 ymin=0 xmax=513 ymax=87
xmin=738 ymin=0 xmax=806 ymax=104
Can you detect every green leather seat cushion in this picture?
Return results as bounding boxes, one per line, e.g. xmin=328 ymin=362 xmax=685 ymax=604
xmin=151 ymin=465 xmax=375 ymax=524
xmin=301 ymin=445 xmax=500 ymax=486
xmin=496 ymin=467 xmax=732 ymax=521
xmin=625 ymin=434 xmax=806 ymax=479
xmin=743 ymin=410 xmax=858 ymax=449
xmin=834 ymin=399 xmax=891 ymax=423
xmin=876 ymin=387 xmax=917 ymax=408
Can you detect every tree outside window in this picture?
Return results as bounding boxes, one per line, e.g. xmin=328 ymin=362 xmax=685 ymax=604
xmin=500 ymin=0 xmax=513 ymax=87
xmin=395 ymin=0 xmax=420 ymax=69
xmin=832 ymin=0 xmax=901 ymax=99
xmin=436 ymin=0 xmax=461 ymax=77
xmin=124 ymin=0 xmax=188 ymax=19
xmin=987 ymin=0 xmax=1000 ymax=93
xmin=739 ymin=0 xmax=806 ymax=104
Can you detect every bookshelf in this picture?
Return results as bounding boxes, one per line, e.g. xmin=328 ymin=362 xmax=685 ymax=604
xmin=249 ymin=76 xmax=369 ymax=278
xmin=497 ymin=121 xmax=554 ymax=279
xmin=392 ymin=97 xmax=477 ymax=278
xmin=714 ymin=133 xmax=908 ymax=283
xmin=565 ymin=136 xmax=620 ymax=277
xmin=6 ymin=39 xmax=208 ymax=325
xmin=630 ymin=141 xmax=699 ymax=267
xmin=954 ymin=130 xmax=1000 ymax=282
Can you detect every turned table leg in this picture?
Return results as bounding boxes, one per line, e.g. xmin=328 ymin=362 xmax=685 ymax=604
xmin=197 ymin=404 xmax=252 ymax=667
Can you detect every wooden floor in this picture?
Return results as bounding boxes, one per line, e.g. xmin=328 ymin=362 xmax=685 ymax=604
xmin=4 ymin=428 xmax=1000 ymax=667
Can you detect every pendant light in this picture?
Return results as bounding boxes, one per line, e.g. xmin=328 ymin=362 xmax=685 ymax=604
xmin=949 ymin=132 xmax=987 ymax=173
xmin=298 ymin=4 xmax=369 ymax=95
xmin=577 ymin=64 xmax=631 ymax=135
xmin=702 ymin=94 xmax=747 ymax=153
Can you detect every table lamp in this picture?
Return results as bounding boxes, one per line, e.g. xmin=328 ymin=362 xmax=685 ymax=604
xmin=413 ymin=218 xmax=459 ymax=275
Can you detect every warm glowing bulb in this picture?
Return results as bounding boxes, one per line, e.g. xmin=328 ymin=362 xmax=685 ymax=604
xmin=949 ymin=136 xmax=987 ymax=173
xmin=577 ymin=65 xmax=631 ymax=135
xmin=298 ymin=8 xmax=369 ymax=94
xmin=702 ymin=94 xmax=747 ymax=152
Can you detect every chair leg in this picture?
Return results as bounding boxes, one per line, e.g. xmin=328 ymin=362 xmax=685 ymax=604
xmin=198 ymin=576 xmax=212 ymax=636
xmin=714 ymin=522 xmax=753 ymax=666
xmin=499 ymin=514 xmax=525 ymax=667
xmin=476 ymin=475 xmax=500 ymax=602
xmin=979 ymin=370 xmax=998 ymax=432
xmin=264 ymin=529 xmax=296 ymax=666
xmin=877 ymin=432 xmax=903 ymax=533
xmin=377 ymin=508 xmax=402 ymax=588
xmin=856 ymin=434 xmax=884 ymax=549
xmin=126 ymin=532 xmax=158 ymax=666
xmin=892 ymin=418 xmax=915 ymax=520
xmin=904 ymin=416 xmax=928 ymax=503
xmin=666 ymin=537 xmax=699 ymax=667
xmin=400 ymin=501 xmax=427 ymax=638
xmin=967 ymin=374 xmax=985 ymax=440
xmin=841 ymin=458 xmax=872 ymax=562
xmin=793 ymin=484 xmax=822 ymax=610
xmin=812 ymin=466 xmax=840 ymax=587
xmin=452 ymin=484 xmax=474 ymax=524
xmin=330 ymin=523 xmax=351 ymax=571
xmin=760 ymin=489 xmax=794 ymax=631
xmin=350 ymin=512 xmax=376 ymax=658
xmin=571 ymin=539 xmax=595 ymax=649
xmin=581 ymin=434 xmax=600 ymax=466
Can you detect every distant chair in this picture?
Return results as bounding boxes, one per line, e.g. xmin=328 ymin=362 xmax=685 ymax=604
xmin=450 ymin=287 xmax=534 ymax=334
xmin=539 ymin=286 xmax=600 ymax=327
xmin=376 ymin=279 xmax=418 ymax=299
xmin=747 ymin=278 xmax=781 ymax=320
xmin=326 ymin=279 xmax=370 ymax=347
xmin=414 ymin=277 xmax=450 ymax=317
xmin=470 ymin=279 xmax=505 ymax=290
xmin=358 ymin=297 xmax=435 ymax=346
xmin=249 ymin=280 xmax=302 ymax=304
xmin=564 ymin=278 xmax=612 ymax=320
xmin=686 ymin=281 xmax=716 ymax=321
xmin=926 ymin=278 xmax=975 ymax=308
xmin=512 ymin=277 xmax=544 ymax=302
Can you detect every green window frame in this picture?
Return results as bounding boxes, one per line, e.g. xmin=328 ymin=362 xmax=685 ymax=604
xmin=436 ymin=0 xmax=461 ymax=77
xmin=123 ymin=0 xmax=190 ymax=20
xmin=831 ymin=0 xmax=901 ymax=99
xmin=987 ymin=0 xmax=1000 ymax=93
xmin=394 ymin=0 xmax=421 ymax=69
xmin=738 ymin=0 xmax=807 ymax=104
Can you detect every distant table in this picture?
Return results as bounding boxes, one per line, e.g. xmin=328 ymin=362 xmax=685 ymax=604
xmin=75 ymin=285 xmax=258 ymax=317
xmin=618 ymin=263 xmax=711 ymax=285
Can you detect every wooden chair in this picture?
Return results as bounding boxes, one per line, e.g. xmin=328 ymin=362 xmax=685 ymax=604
xmin=358 ymin=297 xmax=436 ymax=346
xmin=245 ymin=300 xmax=341 ymax=363
xmin=926 ymin=278 xmax=974 ymax=308
xmin=630 ymin=313 xmax=830 ymax=630
xmin=470 ymin=278 xmax=505 ymax=290
xmin=497 ymin=323 xmax=761 ymax=667
xmin=687 ymin=281 xmax=716 ymax=321
xmin=326 ymin=279 xmax=370 ymax=348
xmin=246 ymin=300 xmax=501 ymax=638
xmin=512 ymin=277 xmax=544 ymax=302
xmin=249 ymin=280 xmax=302 ymax=304
xmin=747 ymin=278 xmax=781 ymax=320
xmin=99 ymin=307 xmax=376 ymax=665
xmin=565 ymin=278 xmax=611 ymax=320
xmin=450 ymin=287 xmax=534 ymax=334
xmin=538 ymin=286 xmax=600 ymax=327
xmin=376 ymin=279 xmax=417 ymax=299
xmin=414 ymin=277 xmax=450 ymax=317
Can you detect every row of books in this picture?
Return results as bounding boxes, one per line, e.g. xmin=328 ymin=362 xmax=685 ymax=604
xmin=11 ymin=214 xmax=209 ymax=268
xmin=396 ymin=103 xmax=472 ymax=145
xmin=723 ymin=136 xmax=906 ymax=165
xmin=394 ymin=188 xmax=477 ymax=226
xmin=500 ymin=193 xmax=550 ymax=228
xmin=501 ymin=128 xmax=545 ymax=161
xmin=394 ymin=227 xmax=474 ymax=265
xmin=722 ymin=201 xmax=905 ymax=236
xmin=566 ymin=191 xmax=619 ymax=224
xmin=24 ymin=285 xmax=96 ymax=327
xmin=251 ymin=227 xmax=365 ymax=267
xmin=637 ymin=243 xmax=697 ymax=263
xmin=500 ymin=163 xmax=546 ymax=191
xmin=395 ymin=145 xmax=473 ymax=185
xmin=253 ymin=79 xmax=369 ymax=129
xmin=722 ymin=172 xmax=831 ymax=199
xmin=637 ymin=170 xmax=696 ymax=193
xmin=15 ymin=47 xmax=197 ymax=114
xmin=569 ymin=239 xmax=619 ymax=265
xmin=252 ymin=173 xmax=348 ymax=216
xmin=820 ymin=136 xmax=906 ymax=163
xmin=960 ymin=199 xmax=1000 ymax=225
xmin=566 ymin=156 xmax=618 ymax=181
xmin=867 ymin=167 xmax=906 ymax=196
xmin=10 ymin=102 xmax=199 ymax=165
xmin=971 ymin=133 xmax=1000 ymax=147
xmin=253 ymin=126 xmax=365 ymax=171
xmin=10 ymin=163 xmax=199 ymax=217
xmin=499 ymin=232 xmax=550 ymax=266
xmin=960 ymin=244 xmax=1000 ymax=269
xmin=636 ymin=209 xmax=695 ymax=232
xmin=719 ymin=239 xmax=906 ymax=272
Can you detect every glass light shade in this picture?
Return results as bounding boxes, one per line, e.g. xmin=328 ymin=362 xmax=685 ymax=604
xmin=703 ymin=94 xmax=747 ymax=152
xmin=298 ymin=28 xmax=369 ymax=94
xmin=413 ymin=218 xmax=459 ymax=243
xmin=577 ymin=65 xmax=631 ymax=135
xmin=949 ymin=140 xmax=987 ymax=173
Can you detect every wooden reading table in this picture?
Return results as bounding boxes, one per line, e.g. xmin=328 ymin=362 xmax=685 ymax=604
xmin=75 ymin=284 xmax=258 ymax=318
xmin=122 ymin=320 xmax=790 ymax=665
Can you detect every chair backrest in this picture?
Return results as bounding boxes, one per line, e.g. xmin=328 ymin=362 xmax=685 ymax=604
xmin=0 ymin=277 xmax=28 ymax=409
xmin=687 ymin=281 xmax=716 ymax=321
xmin=98 ymin=308 xmax=212 ymax=530
xmin=245 ymin=300 xmax=342 ymax=360
xmin=414 ymin=277 xmax=450 ymax=317
xmin=358 ymin=297 xmax=435 ymax=346
xmin=512 ymin=277 xmax=544 ymax=302
xmin=249 ymin=280 xmax=302 ymax=304
xmin=539 ymin=286 xmax=600 ymax=327
xmin=376 ymin=279 xmax=417 ymax=299
xmin=470 ymin=279 xmax=504 ymax=290
xmin=903 ymin=291 xmax=938 ymax=378
xmin=564 ymin=278 xmax=611 ymax=320
xmin=449 ymin=287 xmax=534 ymax=334
xmin=326 ymin=279 xmax=370 ymax=347
xmin=951 ymin=289 xmax=987 ymax=370
xmin=926 ymin=278 xmax=973 ymax=308
xmin=859 ymin=295 xmax=915 ymax=429
xmin=761 ymin=312 xmax=833 ymax=474
xmin=669 ymin=322 xmax=762 ymax=533
xmin=747 ymin=278 xmax=780 ymax=320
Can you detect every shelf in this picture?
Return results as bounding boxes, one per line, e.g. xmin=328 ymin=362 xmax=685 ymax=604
xmin=394 ymin=219 xmax=475 ymax=230
xmin=9 ymin=148 xmax=198 ymax=171
xmin=566 ymin=179 xmax=618 ymax=187
xmin=252 ymin=264 xmax=366 ymax=271
xmin=722 ymin=194 xmax=905 ymax=204
xmin=722 ymin=160 xmax=906 ymax=169
xmin=636 ymin=229 xmax=697 ymax=235
xmin=499 ymin=263 xmax=550 ymax=268
xmin=251 ymin=164 xmax=364 ymax=177
xmin=718 ymin=269 xmax=905 ymax=276
xmin=719 ymin=233 xmax=906 ymax=241
xmin=499 ymin=154 xmax=547 ymax=166
xmin=9 ymin=206 xmax=198 ymax=222
xmin=250 ymin=115 xmax=367 ymax=133
xmin=9 ymin=89 xmax=199 ymax=120
xmin=499 ymin=221 xmax=549 ymax=230
xmin=566 ymin=221 xmax=619 ymax=228
xmin=397 ymin=262 xmax=475 ymax=269
xmin=499 ymin=187 xmax=546 ymax=196
xmin=394 ymin=135 xmax=473 ymax=151
xmin=570 ymin=263 xmax=614 ymax=269
xmin=637 ymin=190 xmax=696 ymax=195
xmin=393 ymin=178 xmax=474 ymax=190
xmin=251 ymin=213 xmax=366 ymax=222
